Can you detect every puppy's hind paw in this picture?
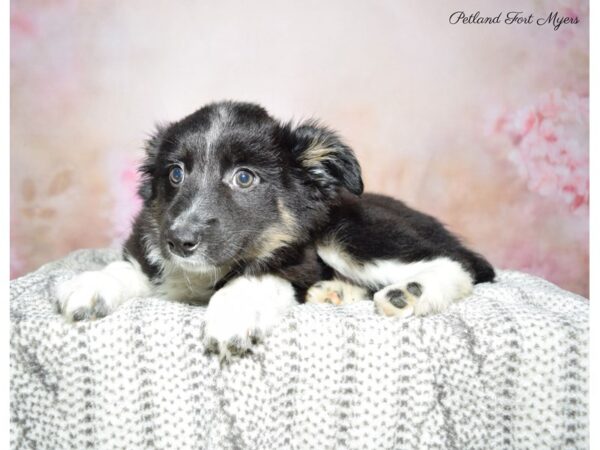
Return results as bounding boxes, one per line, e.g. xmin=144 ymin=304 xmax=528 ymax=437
xmin=306 ymin=280 xmax=368 ymax=306
xmin=373 ymin=282 xmax=423 ymax=318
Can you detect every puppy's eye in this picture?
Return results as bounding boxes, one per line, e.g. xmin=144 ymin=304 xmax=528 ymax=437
xmin=233 ymin=169 xmax=255 ymax=189
xmin=169 ymin=165 xmax=184 ymax=186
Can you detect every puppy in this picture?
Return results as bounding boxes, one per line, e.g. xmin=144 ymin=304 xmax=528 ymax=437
xmin=56 ymin=101 xmax=495 ymax=359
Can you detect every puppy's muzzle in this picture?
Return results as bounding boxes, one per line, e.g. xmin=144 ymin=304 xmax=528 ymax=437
xmin=166 ymin=218 xmax=218 ymax=257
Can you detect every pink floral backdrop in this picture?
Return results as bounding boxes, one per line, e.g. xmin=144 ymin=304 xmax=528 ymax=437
xmin=10 ymin=0 xmax=589 ymax=296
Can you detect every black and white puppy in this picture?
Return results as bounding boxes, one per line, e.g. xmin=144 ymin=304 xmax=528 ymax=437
xmin=57 ymin=101 xmax=495 ymax=359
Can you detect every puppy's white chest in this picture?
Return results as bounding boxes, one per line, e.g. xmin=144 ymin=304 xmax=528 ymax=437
xmin=156 ymin=267 xmax=223 ymax=304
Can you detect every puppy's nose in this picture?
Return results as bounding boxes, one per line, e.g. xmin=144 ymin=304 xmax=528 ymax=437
xmin=166 ymin=228 xmax=201 ymax=257
xmin=166 ymin=218 xmax=218 ymax=257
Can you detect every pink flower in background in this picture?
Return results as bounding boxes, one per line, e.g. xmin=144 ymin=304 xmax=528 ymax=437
xmin=489 ymin=90 xmax=588 ymax=212
xmin=105 ymin=154 xmax=143 ymax=246
xmin=11 ymin=10 xmax=37 ymax=37
xmin=542 ymin=0 xmax=588 ymax=48
xmin=10 ymin=242 xmax=27 ymax=280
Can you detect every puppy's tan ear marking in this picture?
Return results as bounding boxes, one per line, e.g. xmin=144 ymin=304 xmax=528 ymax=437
xmin=292 ymin=121 xmax=363 ymax=196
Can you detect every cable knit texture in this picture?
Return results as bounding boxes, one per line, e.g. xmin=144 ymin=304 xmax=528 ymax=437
xmin=10 ymin=249 xmax=588 ymax=449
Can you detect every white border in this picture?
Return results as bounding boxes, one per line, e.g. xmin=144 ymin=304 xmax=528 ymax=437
xmin=588 ymin=1 xmax=597 ymax=447
xmin=2 ymin=2 xmax=594 ymax=448
xmin=2 ymin=0 xmax=11 ymax=446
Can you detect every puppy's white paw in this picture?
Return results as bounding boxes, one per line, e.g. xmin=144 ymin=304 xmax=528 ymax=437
xmin=373 ymin=260 xmax=474 ymax=318
xmin=56 ymin=270 xmax=125 ymax=321
xmin=306 ymin=280 xmax=368 ymax=305
xmin=373 ymin=281 xmax=424 ymax=318
xmin=202 ymin=275 xmax=296 ymax=360
xmin=56 ymin=260 xmax=151 ymax=322
xmin=374 ymin=276 xmax=472 ymax=318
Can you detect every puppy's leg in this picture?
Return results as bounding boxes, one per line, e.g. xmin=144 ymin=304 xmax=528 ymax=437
xmin=317 ymin=193 xmax=495 ymax=318
xmin=372 ymin=258 xmax=473 ymax=318
xmin=202 ymin=274 xmax=297 ymax=360
xmin=318 ymin=242 xmax=473 ymax=318
xmin=305 ymin=280 xmax=369 ymax=306
xmin=56 ymin=259 xmax=152 ymax=321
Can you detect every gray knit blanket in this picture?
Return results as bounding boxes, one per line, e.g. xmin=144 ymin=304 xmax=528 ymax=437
xmin=10 ymin=249 xmax=589 ymax=449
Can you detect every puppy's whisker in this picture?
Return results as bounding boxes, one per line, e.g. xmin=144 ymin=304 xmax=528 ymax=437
xmin=182 ymin=268 xmax=193 ymax=292
xmin=210 ymin=266 xmax=219 ymax=287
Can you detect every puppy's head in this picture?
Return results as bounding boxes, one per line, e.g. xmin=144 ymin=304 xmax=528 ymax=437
xmin=139 ymin=101 xmax=362 ymax=272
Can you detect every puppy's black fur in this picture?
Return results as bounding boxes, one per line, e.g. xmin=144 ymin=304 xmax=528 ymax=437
xmin=123 ymin=101 xmax=494 ymax=301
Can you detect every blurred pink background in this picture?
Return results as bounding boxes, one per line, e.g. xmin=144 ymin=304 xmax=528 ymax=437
xmin=10 ymin=0 xmax=589 ymax=296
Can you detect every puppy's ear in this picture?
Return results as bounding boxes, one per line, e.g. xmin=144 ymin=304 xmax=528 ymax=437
xmin=138 ymin=124 xmax=169 ymax=203
xmin=291 ymin=121 xmax=363 ymax=196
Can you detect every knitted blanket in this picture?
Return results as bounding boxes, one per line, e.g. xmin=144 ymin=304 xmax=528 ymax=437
xmin=10 ymin=249 xmax=589 ymax=449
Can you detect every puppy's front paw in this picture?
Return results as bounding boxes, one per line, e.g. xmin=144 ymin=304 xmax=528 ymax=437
xmin=201 ymin=275 xmax=296 ymax=361
xmin=201 ymin=291 xmax=263 ymax=360
xmin=56 ymin=271 xmax=124 ymax=321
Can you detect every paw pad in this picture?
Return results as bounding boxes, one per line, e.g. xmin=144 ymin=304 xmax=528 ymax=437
xmin=385 ymin=289 xmax=408 ymax=308
xmin=71 ymin=308 xmax=92 ymax=322
xmin=406 ymin=282 xmax=423 ymax=297
xmin=306 ymin=280 xmax=367 ymax=306
xmin=374 ymin=282 xmax=423 ymax=318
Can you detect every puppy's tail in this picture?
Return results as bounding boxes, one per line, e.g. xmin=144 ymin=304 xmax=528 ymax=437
xmin=455 ymin=248 xmax=496 ymax=284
